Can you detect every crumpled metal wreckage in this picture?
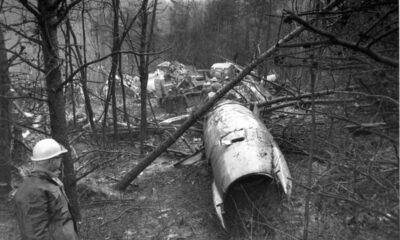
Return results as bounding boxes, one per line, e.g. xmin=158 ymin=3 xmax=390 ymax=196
xmin=203 ymin=100 xmax=292 ymax=229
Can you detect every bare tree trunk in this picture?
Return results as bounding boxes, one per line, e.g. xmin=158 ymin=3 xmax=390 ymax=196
xmin=66 ymin=17 xmax=97 ymax=133
xmin=146 ymin=0 xmax=158 ymax=59
xmin=254 ymin=0 xmax=266 ymax=77
xmin=139 ymin=0 xmax=149 ymax=154
xmin=118 ymin=53 xmax=130 ymax=129
xmin=303 ymin=65 xmax=316 ymax=240
xmin=110 ymin=0 xmax=120 ymax=137
xmin=37 ymin=0 xmax=80 ymax=220
xmin=80 ymin=1 xmax=97 ymax=133
xmin=65 ymin=21 xmax=76 ymax=126
xmin=264 ymin=0 xmax=273 ymax=76
xmin=103 ymin=0 xmax=120 ymax=138
xmin=137 ymin=0 xmax=158 ymax=154
xmin=245 ymin=17 xmax=250 ymax=60
xmin=0 ymin=24 xmax=12 ymax=196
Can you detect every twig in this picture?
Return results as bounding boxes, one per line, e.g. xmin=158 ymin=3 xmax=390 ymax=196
xmin=70 ymin=131 xmax=85 ymax=144
xmin=165 ymin=128 xmax=195 ymax=154
xmin=80 ymin=199 xmax=138 ymax=208
xmin=265 ymin=98 xmax=356 ymax=112
xmin=58 ymin=47 xmax=173 ymax=91
xmin=100 ymin=206 xmax=156 ymax=226
xmin=231 ymin=198 xmax=251 ymax=237
xmin=11 ymin=136 xmax=32 ymax=152
xmin=278 ymin=40 xmax=331 ymax=48
xmin=75 ymin=154 xmax=122 ymax=183
xmin=144 ymin=143 xmax=191 ymax=156
xmin=289 ymin=178 xmax=398 ymax=224
xmin=250 ymin=220 xmax=301 ymax=240
xmin=334 ymin=90 xmax=399 ymax=105
xmin=285 ymin=10 xmax=398 ymax=67
xmin=313 ymin=109 xmax=398 ymax=144
xmin=173 ymin=147 xmax=205 ymax=167
xmin=238 ymin=185 xmax=301 ymax=240
xmin=275 ymin=137 xmax=330 ymax=164
xmin=181 ymin=135 xmax=195 ymax=153
xmin=257 ymin=88 xmax=338 ymax=108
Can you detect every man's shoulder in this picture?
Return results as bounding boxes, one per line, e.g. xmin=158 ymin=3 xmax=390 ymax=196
xmin=14 ymin=177 xmax=42 ymax=202
xmin=14 ymin=173 xmax=57 ymax=200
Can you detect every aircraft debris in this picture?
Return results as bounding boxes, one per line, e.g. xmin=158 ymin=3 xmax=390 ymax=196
xmin=203 ymin=100 xmax=292 ymax=228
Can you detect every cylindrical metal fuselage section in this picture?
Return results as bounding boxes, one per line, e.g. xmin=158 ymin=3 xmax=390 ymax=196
xmin=204 ymin=100 xmax=290 ymax=200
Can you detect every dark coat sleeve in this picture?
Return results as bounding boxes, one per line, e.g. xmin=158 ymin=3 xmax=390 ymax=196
xmin=15 ymin=189 xmax=50 ymax=240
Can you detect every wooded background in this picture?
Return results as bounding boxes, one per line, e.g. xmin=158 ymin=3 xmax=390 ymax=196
xmin=0 ymin=0 xmax=398 ymax=239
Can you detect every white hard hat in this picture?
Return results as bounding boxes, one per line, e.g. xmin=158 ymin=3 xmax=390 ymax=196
xmin=211 ymin=77 xmax=218 ymax=82
xmin=31 ymin=138 xmax=68 ymax=161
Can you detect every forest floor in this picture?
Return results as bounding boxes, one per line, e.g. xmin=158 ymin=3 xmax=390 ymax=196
xmin=0 ymin=99 xmax=398 ymax=240
xmin=1 ymin=135 xmax=396 ymax=240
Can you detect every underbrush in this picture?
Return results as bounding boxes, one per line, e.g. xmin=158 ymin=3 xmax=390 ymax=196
xmin=265 ymin=105 xmax=399 ymax=240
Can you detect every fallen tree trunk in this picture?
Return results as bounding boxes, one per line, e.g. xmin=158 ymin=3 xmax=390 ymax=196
xmin=114 ymin=0 xmax=342 ymax=191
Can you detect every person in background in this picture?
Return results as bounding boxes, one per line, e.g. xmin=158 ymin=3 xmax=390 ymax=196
xmin=14 ymin=138 xmax=79 ymax=240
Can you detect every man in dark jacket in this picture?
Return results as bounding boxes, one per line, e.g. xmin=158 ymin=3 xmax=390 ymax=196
xmin=14 ymin=138 xmax=79 ymax=240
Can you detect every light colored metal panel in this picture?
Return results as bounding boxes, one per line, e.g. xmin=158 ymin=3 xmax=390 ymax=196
xmin=204 ymin=100 xmax=292 ymax=228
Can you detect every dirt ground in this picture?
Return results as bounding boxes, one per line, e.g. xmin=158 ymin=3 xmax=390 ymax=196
xmin=73 ymin=151 xmax=306 ymax=240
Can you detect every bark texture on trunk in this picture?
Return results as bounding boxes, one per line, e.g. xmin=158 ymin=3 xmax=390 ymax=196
xmin=139 ymin=0 xmax=149 ymax=154
xmin=0 ymin=24 xmax=12 ymax=196
xmin=37 ymin=0 xmax=80 ymax=220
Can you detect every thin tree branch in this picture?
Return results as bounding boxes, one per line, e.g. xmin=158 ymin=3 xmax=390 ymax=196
xmin=257 ymin=88 xmax=338 ymax=108
xmin=4 ymin=46 xmax=45 ymax=72
xmin=118 ymin=7 xmax=140 ymax=47
xmin=55 ymin=0 xmax=83 ymax=26
xmin=367 ymin=27 xmax=399 ymax=48
xmin=75 ymin=154 xmax=121 ymax=183
xmin=363 ymin=8 xmax=397 ymax=36
xmin=278 ymin=40 xmax=331 ymax=48
xmin=57 ymin=48 xmax=172 ymax=91
xmin=290 ymin=178 xmax=398 ymax=224
xmin=264 ymin=98 xmax=356 ymax=112
xmin=314 ymin=109 xmax=398 ymax=144
xmin=334 ymin=90 xmax=399 ymax=105
xmin=285 ymin=11 xmax=399 ymax=67
xmin=17 ymin=0 xmax=40 ymax=19
xmin=6 ymin=45 xmax=25 ymax=67
xmin=0 ymin=22 xmax=41 ymax=45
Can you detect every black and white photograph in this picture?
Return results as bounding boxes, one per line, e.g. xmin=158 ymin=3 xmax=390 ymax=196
xmin=0 ymin=0 xmax=398 ymax=239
